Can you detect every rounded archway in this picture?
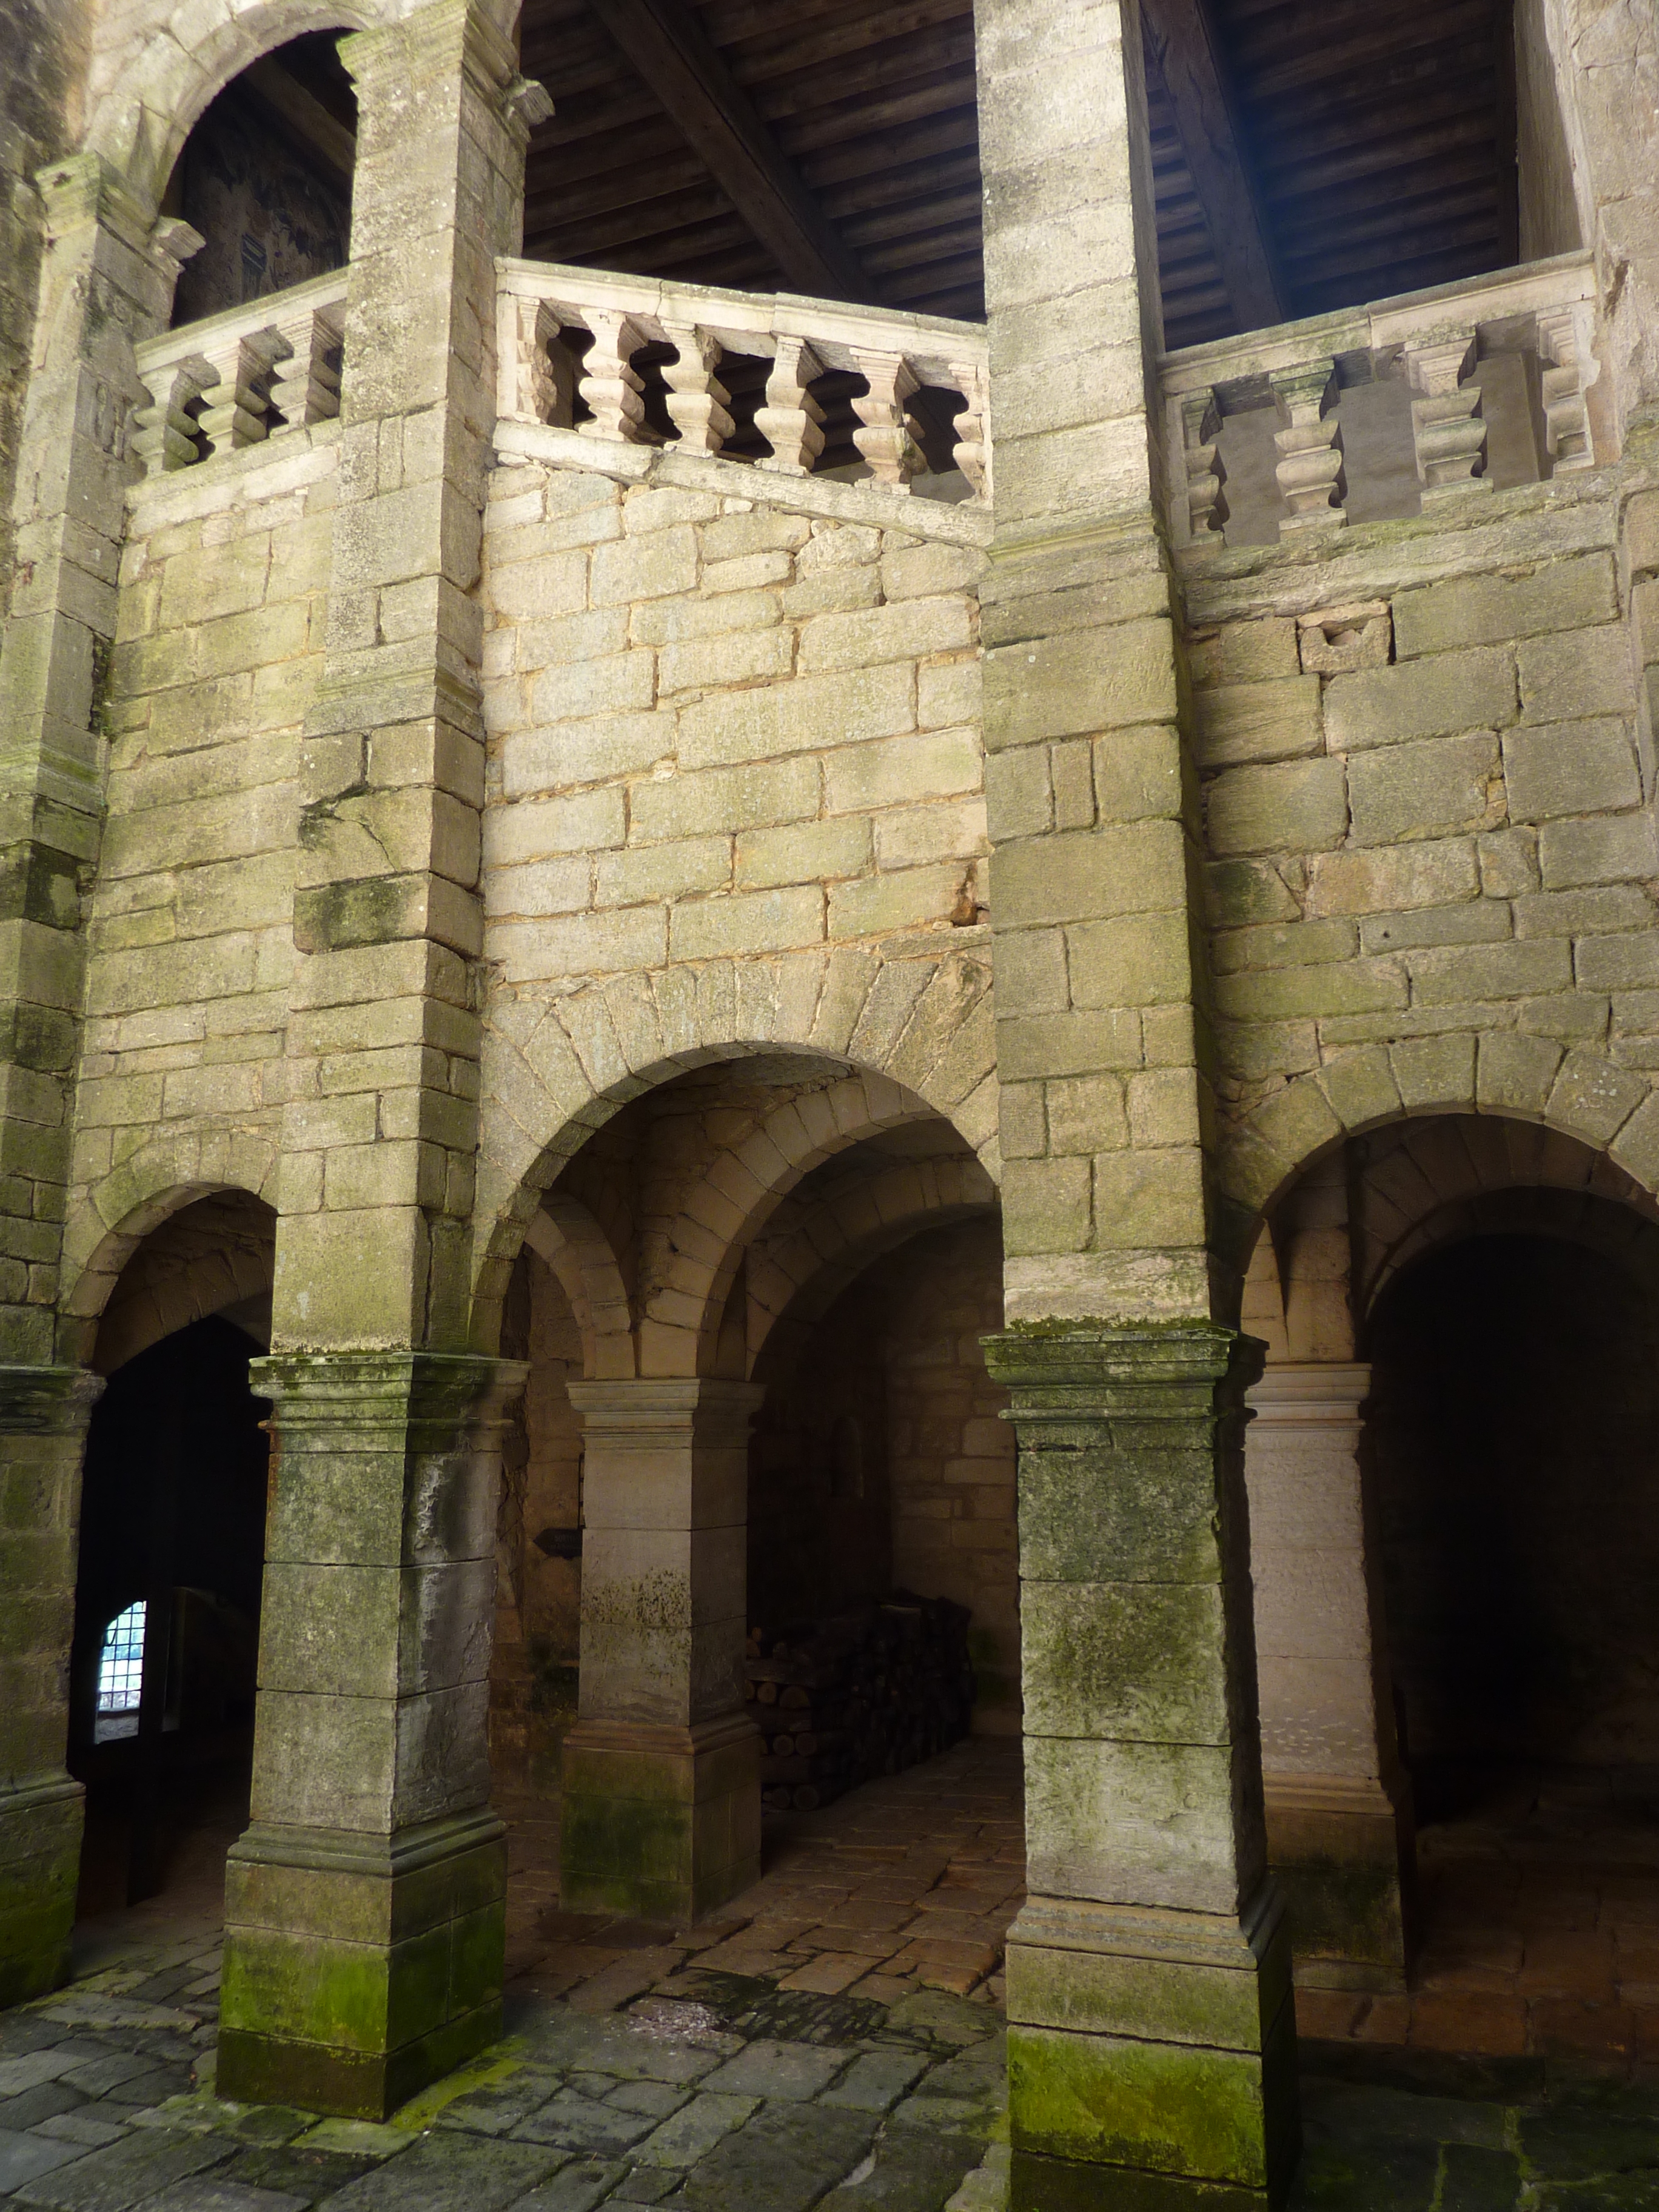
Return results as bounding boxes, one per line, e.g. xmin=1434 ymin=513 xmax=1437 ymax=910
xmin=69 ymin=1193 xmax=275 ymax=1919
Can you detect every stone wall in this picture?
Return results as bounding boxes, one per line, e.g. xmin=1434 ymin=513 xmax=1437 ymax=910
xmin=478 ymin=461 xmax=988 ymax=996
xmin=1193 ymin=488 xmax=1659 ymax=1247
xmin=65 ymin=427 xmax=335 ymax=1336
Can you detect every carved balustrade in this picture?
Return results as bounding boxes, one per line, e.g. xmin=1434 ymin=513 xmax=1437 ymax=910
xmin=496 ymin=259 xmax=990 ymax=501
xmin=1161 ymin=250 xmax=1598 ymax=552
xmin=131 ymin=270 xmax=348 ymax=475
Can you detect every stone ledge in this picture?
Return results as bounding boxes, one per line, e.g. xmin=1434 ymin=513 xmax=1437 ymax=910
xmin=494 ymin=421 xmax=993 ymax=551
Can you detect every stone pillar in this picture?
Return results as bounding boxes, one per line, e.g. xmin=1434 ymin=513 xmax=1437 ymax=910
xmin=975 ymin=0 xmax=1298 ymax=2197
xmin=986 ymin=1333 xmax=1296 ymax=2210
xmin=218 ymin=0 xmax=540 ymax=2118
xmin=217 ymin=1353 xmax=525 ymax=2116
xmin=0 ymin=1366 xmax=101 ymax=2003
xmin=0 ymin=153 xmax=190 ymax=2005
xmin=560 ymin=1381 xmax=762 ymax=1925
xmin=1246 ymin=1366 xmax=1412 ymax=1992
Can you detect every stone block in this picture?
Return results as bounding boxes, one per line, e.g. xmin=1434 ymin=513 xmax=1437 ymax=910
xmin=1187 ymin=618 xmax=1299 ymax=688
xmin=1204 ymin=859 xmax=1300 ymax=928
xmin=1089 ymin=1150 xmax=1206 ymax=1248
xmin=1408 ymin=934 xmax=1571 ymax=1005
xmin=668 ymin=886 xmax=823 ymax=960
xmin=737 ymin=818 xmax=870 ymax=887
xmin=823 ymin=726 xmax=980 ymax=813
xmin=1000 ymin=1158 xmax=1091 ymax=1255
xmin=996 ymin=1010 xmax=1143 ymax=1082
xmin=484 ymin=789 xmax=625 ymax=865
xmin=874 ymin=797 xmax=988 ymax=869
xmin=1306 ymin=839 xmax=1478 ymax=916
xmin=1503 ymin=719 xmax=1641 ymax=822
xmin=1047 ymin=1073 xmax=1128 ymax=1154
xmin=881 ymin=539 xmax=985 ymax=600
xmin=529 ymin=651 xmax=655 ymax=725
xmin=994 ymin=822 xmax=1185 ymax=925
xmin=1212 ymin=920 xmax=1356 ymax=973
xmin=1538 ymin=811 xmax=1659 ymax=888
xmin=1206 ymin=758 xmax=1348 ymax=857
xmin=594 ymin=837 xmax=731 ymax=909
xmin=1322 ymin=648 xmax=1515 ymax=751
xmin=1213 ymin=961 xmax=1406 ymax=1022
xmin=1347 ymin=732 xmax=1500 ymax=846
xmin=1359 ymin=902 xmax=1511 ymax=951
xmin=589 ymin=526 xmax=698 ymax=605
xmin=1193 ymin=679 xmax=1322 ymax=769
xmin=828 ymin=863 xmax=961 ymax=937
xmin=1067 ymin=910 xmax=1191 ymax=1007
xmin=501 ymin=712 xmax=675 ymax=795
xmin=1393 ymin=553 xmax=1618 ymax=657
xmin=1476 ymin=1030 xmax=1564 ymax=1114
xmin=983 ymin=621 xmax=1176 ymax=751
xmin=799 ymin=595 xmax=974 ymax=672
xmin=1575 ymin=932 xmax=1659 ymax=990
xmin=1517 ymin=626 xmax=1637 ymax=723
xmin=1093 ymin=728 xmax=1183 ymax=823
xmin=680 ymin=664 xmax=913 ymax=770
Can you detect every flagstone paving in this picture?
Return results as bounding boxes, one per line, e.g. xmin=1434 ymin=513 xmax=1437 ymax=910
xmin=4 ymin=1744 xmax=1659 ymax=2210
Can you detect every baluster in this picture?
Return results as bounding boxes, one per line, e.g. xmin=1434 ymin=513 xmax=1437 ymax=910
xmin=1270 ymin=358 xmax=1346 ymax=530
xmin=754 ymin=335 xmax=825 ymax=475
xmin=660 ymin=322 xmax=733 ymax=455
xmin=850 ymin=348 xmax=922 ymax=488
xmin=577 ymin=310 xmax=652 ymax=443
xmin=132 ymin=355 xmax=213 ymax=475
xmin=1179 ymin=390 xmax=1228 ymax=540
xmin=1404 ymin=331 xmax=1490 ymax=493
xmin=267 ymin=298 xmax=344 ymax=435
xmin=948 ymin=355 xmax=990 ymax=498
xmin=196 ymin=330 xmax=287 ymax=460
xmin=1537 ymin=307 xmax=1594 ymax=473
xmin=497 ymin=294 xmax=571 ymax=428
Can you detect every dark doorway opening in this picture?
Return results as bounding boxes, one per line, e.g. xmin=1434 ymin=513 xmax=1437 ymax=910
xmin=69 ymin=1316 xmax=270 ymax=1915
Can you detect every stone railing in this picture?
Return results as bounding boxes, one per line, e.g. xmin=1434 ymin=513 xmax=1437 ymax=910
xmin=496 ymin=259 xmax=990 ymax=501
xmin=130 ymin=269 xmax=348 ymax=475
xmin=1161 ymin=250 xmax=1599 ymax=551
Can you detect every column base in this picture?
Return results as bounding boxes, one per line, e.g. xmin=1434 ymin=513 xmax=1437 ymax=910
xmin=559 ymin=1712 xmax=759 ymax=1925
xmin=1264 ymin=1774 xmax=1414 ymax=1994
xmin=218 ymin=1807 xmax=506 ymax=2119
xmin=1006 ymin=1885 xmax=1299 ymax=2210
xmin=0 ymin=1774 xmax=83 ymax=2005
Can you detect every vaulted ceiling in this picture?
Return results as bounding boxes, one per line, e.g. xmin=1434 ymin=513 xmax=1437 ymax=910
xmin=515 ymin=0 xmax=1519 ymax=352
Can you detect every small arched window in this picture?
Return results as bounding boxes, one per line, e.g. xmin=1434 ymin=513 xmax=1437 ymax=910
xmin=94 ymin=1601 xmax=146 ymax=1742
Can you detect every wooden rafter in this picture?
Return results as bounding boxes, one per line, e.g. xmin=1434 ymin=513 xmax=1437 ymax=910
xmin=594 ymin=0 xmax=871 ymax=301
xmin=1142 ymin=0 xmax=1284 ymax=334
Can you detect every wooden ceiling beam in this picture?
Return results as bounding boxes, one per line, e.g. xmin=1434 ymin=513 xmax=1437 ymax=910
xmin=592 ymin=0 xmax=870 ymax=300
xmin=1141 ymin=0 xmax=1284 ymax=332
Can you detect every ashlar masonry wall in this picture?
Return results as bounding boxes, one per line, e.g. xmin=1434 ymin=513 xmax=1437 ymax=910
xmin=1190 ymin=475 xmax=1659 ymax=1204
xmin=67 ymin=426 xmax=336 ymax=1328
xmin=478 ymin=460 xmax=989 ymax=1002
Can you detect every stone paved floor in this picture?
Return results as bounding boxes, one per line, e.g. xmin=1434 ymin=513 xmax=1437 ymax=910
xmin=3 ymin=1744 xmax=1658 ymax=2210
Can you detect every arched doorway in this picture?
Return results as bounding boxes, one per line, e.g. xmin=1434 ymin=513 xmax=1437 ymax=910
xmin=70 ymin=1196 xmax=275 ymax=1918
xmin=166 ymin=32 xmax=357 ymax=329
xmin=484 ymin=1053 xmax=1010 ymax=1930
xmin=1368 ymin=1223 xmax=1659 ymax=1926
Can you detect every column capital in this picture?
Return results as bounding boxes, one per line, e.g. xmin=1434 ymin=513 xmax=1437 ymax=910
xmin=1246 ymin=1360 xmax=1372 ymax=1420
xmin=0 ymin=1363 xmax=104 ymax=1435
xmin=983 ymin=1322 xmax=1264 ymax=1412
xmin=252 ymin=1350 xmax=528 ymax=1447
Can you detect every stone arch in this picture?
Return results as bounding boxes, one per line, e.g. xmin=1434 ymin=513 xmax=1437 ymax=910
xmin=83 ymin=0 xmax=382 ymax=212
xmin=61 ymin=1129 xmax=281 ymax=1365
xmin=90 ymin=1191 xmax=277 ymax=1375
xmin=745 ymin=1154 xmax=999 ymax=1378
xmin=1219 ymin=1034 xmax=1659 ymax=1274
xmin=521 ymin=1191 xmax=634 ymax=1380
xmin=471 ymin=945 xmax=998 ymax=1352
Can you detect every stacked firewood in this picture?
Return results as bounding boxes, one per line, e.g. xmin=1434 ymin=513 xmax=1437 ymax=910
xmin=745 ymin=1592 xmax=975 ymax=1812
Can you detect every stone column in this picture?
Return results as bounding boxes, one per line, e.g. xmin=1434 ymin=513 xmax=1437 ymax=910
xmin=975 ymin=0 xmax=1298 ymax=2198
xmin=560 ymin=1381 xmax=762 ymax=1925
xmin=218 ymin=0 xmax=541 ymax=2118
xmin=0 ymin=154 xmax=191 ymax=2005
xmin=0 ymin=1366 xmax=102 ymax=2003
xmin=217 ymin=1353 xmax=525 ymax=2115
xmin=1246 ymin=1366 xmax=1411 ymax=1992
